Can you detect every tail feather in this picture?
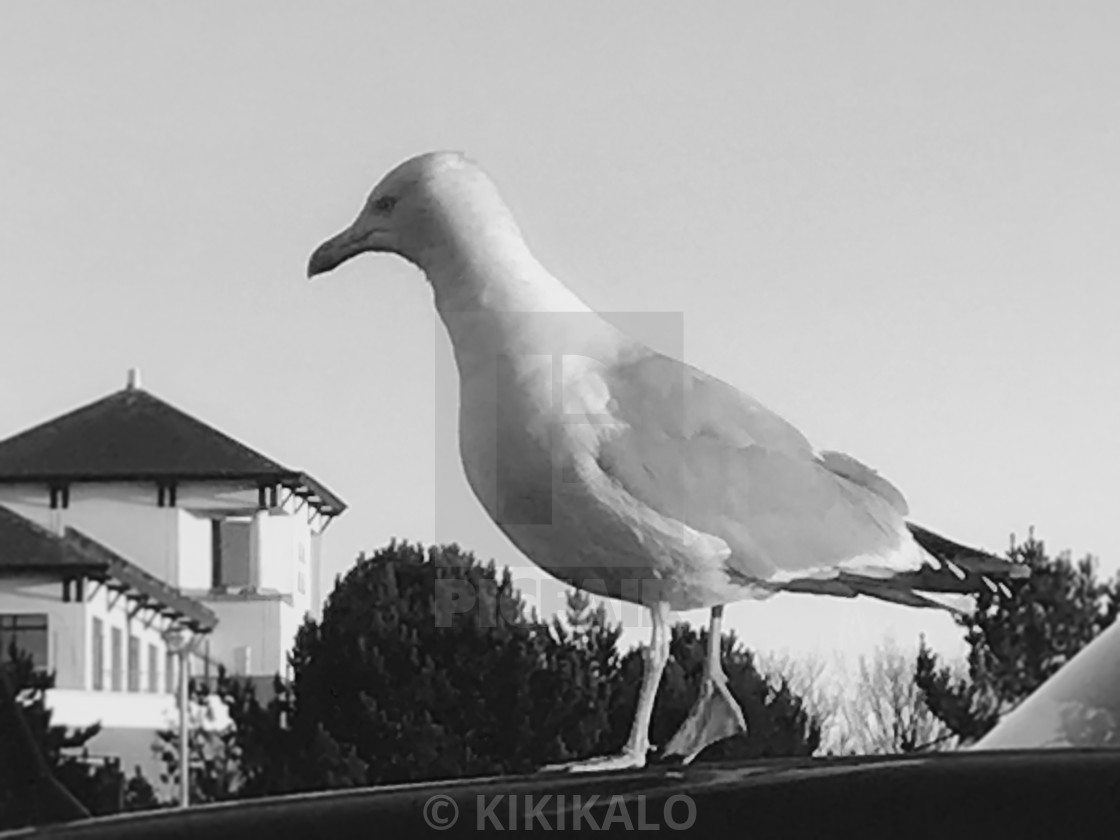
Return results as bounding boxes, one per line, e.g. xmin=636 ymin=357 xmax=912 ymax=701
xmin=764 ymin=522 xmax=1030 ymax=614
xmin=850 ymin=582 xmax=970 ymax=615
xmin=899 ymin=521 xmax=1030 ymax=603
xmin=907 ymin=522 xmax=1029 ymax=578
xmin=944 ymin=560 xmax=966 ymax=580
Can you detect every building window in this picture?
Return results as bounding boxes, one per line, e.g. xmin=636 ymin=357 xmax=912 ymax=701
xmin=91 ymin=618 xmax=105 ymax=691
xmin=211 ymin=518 xmax=224 ymax=589
xmin=297 ymin=570 xmax=306 ymax=594
xmin=110 ymin=627 xmax=123 ymax=691
xmin=127 ymin=635 xmax=140 ymax=692
xmin=0 ymin=614 xmax=48 ymax=668
xmin=166 ymin=649 xmax=176 ymax=694
xmin=214 ymin=517 xmax=252 ymax=588
xmin=148 ymin=644 xmax=159 ymax=693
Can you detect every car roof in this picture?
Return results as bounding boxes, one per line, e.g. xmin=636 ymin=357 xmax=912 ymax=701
xmin=5 ymin=750 xmax=1119 ymax=839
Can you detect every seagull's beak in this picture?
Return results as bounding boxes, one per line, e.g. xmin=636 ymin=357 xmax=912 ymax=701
xmin=307 ymin=219 xmax=373 ymax=278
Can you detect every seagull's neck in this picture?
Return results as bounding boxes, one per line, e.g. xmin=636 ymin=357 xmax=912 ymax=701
xmin=414 ymin=180 xmax=592 ymax=316
xmin=431 ymin=247 xmax=586 ymax=314
xmin=425 ymin=226 xmax=622 ymax=378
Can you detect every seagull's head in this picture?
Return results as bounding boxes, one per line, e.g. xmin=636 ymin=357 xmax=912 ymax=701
xmin=308 ymin=150 xmax=516 ymax=278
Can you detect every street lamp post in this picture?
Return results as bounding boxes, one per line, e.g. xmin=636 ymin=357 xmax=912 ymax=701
xmin=161 ymin=628 xmax=193 ymax=809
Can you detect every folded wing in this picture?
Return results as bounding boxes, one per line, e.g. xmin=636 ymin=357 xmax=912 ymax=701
xmin=594 ymin=352 xmax=1027 ymax=611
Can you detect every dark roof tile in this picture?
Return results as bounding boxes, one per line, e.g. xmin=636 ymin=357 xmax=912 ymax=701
xmin=0 ymin=385 xmax=345 ymax=516
xmin=0 ymin=505 xmax=93 ymax=571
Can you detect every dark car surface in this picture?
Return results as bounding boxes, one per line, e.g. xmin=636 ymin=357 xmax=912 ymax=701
xmin=6 ymin=621 xmax=1120 ymax=838
xmin=2 ymin=749 xmax=1119 ymax=839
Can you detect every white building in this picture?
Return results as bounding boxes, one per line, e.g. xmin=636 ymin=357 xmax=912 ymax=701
xmin=0 ymin=370 xmax=346 ymax=783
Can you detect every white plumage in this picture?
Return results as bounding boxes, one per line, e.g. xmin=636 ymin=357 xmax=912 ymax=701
xmin=309 ymin=151 xmax=1028 ymax=771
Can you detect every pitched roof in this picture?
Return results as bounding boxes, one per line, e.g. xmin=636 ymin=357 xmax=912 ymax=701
xmin=0 ymin=506 xmax=217 ymax=631
xmin=0 ymin=383 xmax=345 ymax=517
xmin=0 ymin=505 xmax=98 ymax=572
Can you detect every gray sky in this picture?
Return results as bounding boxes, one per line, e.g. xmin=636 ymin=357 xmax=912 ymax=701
xmin=2 ymin=1 xmax=1117 ymax=664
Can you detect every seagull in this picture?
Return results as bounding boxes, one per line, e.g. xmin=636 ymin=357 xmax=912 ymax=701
xmin=308 ymin=151 xmax=1028 ymax=772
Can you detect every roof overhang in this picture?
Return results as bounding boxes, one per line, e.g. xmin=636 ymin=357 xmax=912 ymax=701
xmin=63 ymin=528 xmax=218 ymax=632
xmin=281 ymin=472 xmax=347 ymax=519
xmin=0 ymin=516 xmax=217 ymax=633
xmin=0 ymin=471 xmax=347 ymax=521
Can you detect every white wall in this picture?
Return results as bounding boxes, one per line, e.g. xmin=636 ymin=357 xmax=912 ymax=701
xmin=0 ymin=481 xmax=321 ymax=587
xmin=176 ymin=481 xmax=272 ymax=514
xmin=278 ymin=597 xmax=302 ymax=681
xmin=1 ymin=480 xmax=333 ymax=697
xmin=0 ymin=574 xmax=189 ymax=694
xmin=0 ymin=482 xmax=334 ymax=602
xmin=0 ymin=577 xmax=84 ymax=689
xmin=255 ymin=512 xmax=292 ymax=594
xmin=0 ymin=483 xmax=177 ymax=581
xmin=309 ymin=532 xmax=323 ymax=620
xmin=202 ymin=597 xmax=303 ymax=678
xmin=176 ymin=509 xmax=212 ymax=590
xmin=85 ymin=580 xmax=183 ymax=695
xmin=292 ymin=525 xmax=312 ymax=619
xmin=47 ymin=688 xmax=179 ymax=729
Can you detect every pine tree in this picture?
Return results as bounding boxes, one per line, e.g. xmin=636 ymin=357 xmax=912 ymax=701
xmin=291 ymin=541 xmax=826 ymax=780
xmin=153 ymin=676 xmax=243 ymax=804
xmin=154 ymin=668 xmax=367 ymax=800
xmin=916 ymin=528 xmax=1119 ymax=743
xmin=290 ymin=540 xmax=628 ymax=782
xmin=173 ymin=540 xmax=824 ymax=795
xmin=0 ymin=647 xmax=137 ymax=828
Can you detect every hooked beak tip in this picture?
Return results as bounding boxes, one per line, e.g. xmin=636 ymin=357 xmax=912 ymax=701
xmin=306 ymin=252 xmax=327 ymax=279
xmin=306 ymin=233 xmax=352 ymax=280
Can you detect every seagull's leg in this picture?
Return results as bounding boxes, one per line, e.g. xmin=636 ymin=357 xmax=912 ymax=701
xmin=661 ymin=604 xmax=748 ymax=764
xmin=540 ymin=600 xmax=671 ymax=773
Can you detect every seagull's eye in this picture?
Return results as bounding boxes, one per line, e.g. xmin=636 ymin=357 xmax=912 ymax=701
xmin=373 ymin=195 xmax=397 ymax=214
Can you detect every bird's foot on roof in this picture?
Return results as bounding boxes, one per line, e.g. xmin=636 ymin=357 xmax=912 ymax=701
xmin=661 ymin=674 xmax=748 ymax=765
xmin=539 ymin=748 xmax=648 ymax=774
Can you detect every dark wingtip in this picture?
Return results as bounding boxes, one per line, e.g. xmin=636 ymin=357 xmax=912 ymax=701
xmin=907 ymin=521 xmax=1032 ymax=582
